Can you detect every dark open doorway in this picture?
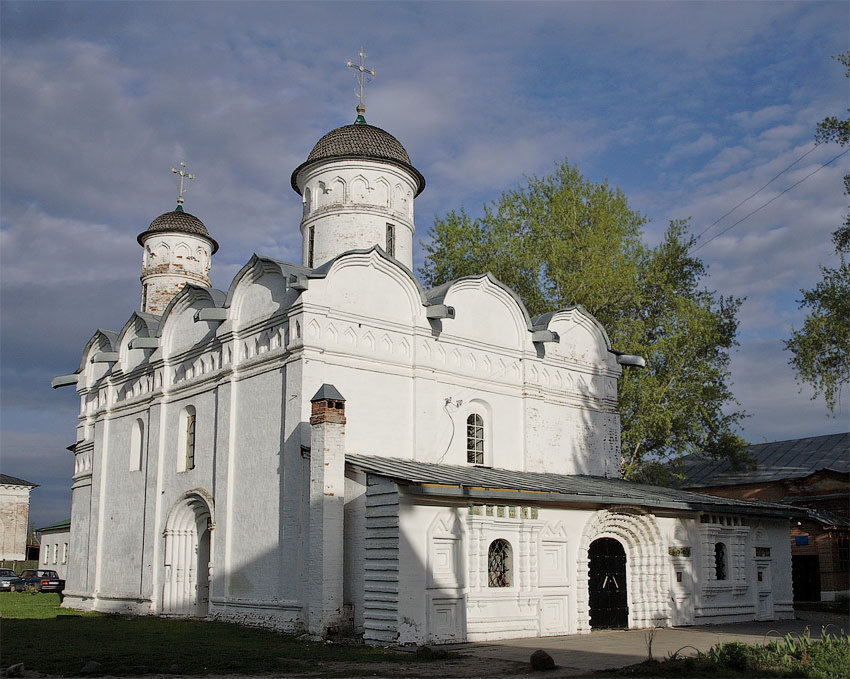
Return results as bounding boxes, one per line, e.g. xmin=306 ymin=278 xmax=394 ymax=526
xmin=792 ymin=554 xmax=821 ymax=602
xmin=588 ymin=537 xmax=628 ymax=629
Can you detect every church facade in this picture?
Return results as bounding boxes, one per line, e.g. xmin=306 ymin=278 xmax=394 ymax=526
xmin=53 ymin=106 xmax=798 ymax=644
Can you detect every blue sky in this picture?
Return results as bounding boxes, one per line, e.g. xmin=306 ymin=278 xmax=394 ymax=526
xmin=1 ymin=1 xmax=848 ymax=528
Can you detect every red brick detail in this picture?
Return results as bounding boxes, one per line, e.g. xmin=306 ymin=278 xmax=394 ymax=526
xmin=310 ymin=399 xmax=346 ymax=425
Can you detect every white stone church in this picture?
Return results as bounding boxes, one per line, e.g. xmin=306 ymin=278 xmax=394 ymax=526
xmin=53 ymin=95 xmax=799 ymax=644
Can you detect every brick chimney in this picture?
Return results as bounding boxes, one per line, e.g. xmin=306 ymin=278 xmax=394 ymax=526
xmin=308 ymin=384 xmax=346 ymax=636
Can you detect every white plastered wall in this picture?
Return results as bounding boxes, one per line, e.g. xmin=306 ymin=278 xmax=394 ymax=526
xmin=38 ymin=527 xmax=71 ymax=580
xmin=389 ymin=496 xmax=794 ymax=644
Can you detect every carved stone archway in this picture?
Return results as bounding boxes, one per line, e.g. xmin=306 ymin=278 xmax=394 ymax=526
xmin=161 ymin=492 xmax=213 ymax=616
xmin=576 ymin=507 xmax=670 ymax=631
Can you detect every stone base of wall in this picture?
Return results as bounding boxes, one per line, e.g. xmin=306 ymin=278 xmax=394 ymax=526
xmin=208 ymin=600 xmax=305 ymax=632
xmin=821 ymin=589 xmax=850 ymax=602
xmin=61 ymin=594 xmax=151 ymax=615
xmin=61 ymin=594 xmax=96 ymax=611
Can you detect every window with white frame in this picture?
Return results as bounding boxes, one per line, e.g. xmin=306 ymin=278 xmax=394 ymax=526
xmin=62 ymin=543 xmax=69 ymax=564
xmin=466 ymin=413 xmax=484 ymax=464
xmin=53 ymin=543 xmax=58 ymax=564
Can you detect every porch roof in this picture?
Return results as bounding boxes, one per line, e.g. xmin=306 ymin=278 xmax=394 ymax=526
xmin=345 ymin=454 xmax=805 ymax=519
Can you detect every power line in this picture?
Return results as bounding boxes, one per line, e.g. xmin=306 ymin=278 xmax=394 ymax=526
xmin=692 ymin=148 xmax=849 ymax=253
xmin=695 ymin=144 xmax=819 ymax=241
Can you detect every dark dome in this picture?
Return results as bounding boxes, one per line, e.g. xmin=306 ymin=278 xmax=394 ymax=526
xmin=291 ymin=122 xmax=425 ymax=196
xmin=137 ymin=208 xmax=218 ymax=254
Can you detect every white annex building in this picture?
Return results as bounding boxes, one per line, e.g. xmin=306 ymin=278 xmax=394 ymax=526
xmin=53 ymin=85 xmax=800 ymax=643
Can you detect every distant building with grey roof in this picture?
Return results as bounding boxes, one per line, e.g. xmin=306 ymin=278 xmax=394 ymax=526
xmin=680 ymin=433 xmax=849 ymax=603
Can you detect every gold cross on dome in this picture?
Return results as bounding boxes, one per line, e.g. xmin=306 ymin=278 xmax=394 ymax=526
xmin=171 ymin=160 xmax=196 ymax=207
xmin=347 ymin=47 xmax=375 ymax=119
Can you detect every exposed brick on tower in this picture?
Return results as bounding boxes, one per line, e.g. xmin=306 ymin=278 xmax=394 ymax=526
xmin=310 ymin=398 xmax=346 ymax=425
xmin=137 ymin=208 xmax=217 ymax=315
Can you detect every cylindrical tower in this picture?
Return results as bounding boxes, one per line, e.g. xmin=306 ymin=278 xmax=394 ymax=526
xmin=290 ymin=119 xmax=425 ymax=270
xmin=137 ymin=207 xmax=218 ymax=315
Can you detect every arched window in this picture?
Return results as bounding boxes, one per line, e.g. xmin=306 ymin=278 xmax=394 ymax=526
xmin=488 ymin=539 xmax=512 ymax=587
xmin=714 ymin=542 xmax=727 ymax=580
xmin=467 ymin=414 xmax=484 ymax=464
xmin=130 ymin=418 xmax=144 ymax=471
xmin=178 ymin=406 xmax=196 ymax=471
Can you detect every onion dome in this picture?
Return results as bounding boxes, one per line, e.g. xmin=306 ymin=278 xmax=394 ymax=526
xmin=291 ymin=122 xmax=425 ymax=196
xmin=137 ymin=206 xmax=219 ymax=254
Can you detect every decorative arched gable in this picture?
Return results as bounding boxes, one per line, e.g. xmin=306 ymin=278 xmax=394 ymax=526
xmin=317 ymin=247 xmax=425 ymax=323
xmin=225 ymin=254 xmax=294 ymax=329
xmin=117 ymin=312 xmax=160 ymax=373
xmin=79 ymin=329 xmax=119 ymax=387
xmin=157 ymin=285 xmax=224 ymax=357
xmin=436 ymin=274 xmax=534 ymax=350
xmin=536 ymin=306 xmax=619 ymax=371
xmin=576 ymin=507 xmax=670 ymax=631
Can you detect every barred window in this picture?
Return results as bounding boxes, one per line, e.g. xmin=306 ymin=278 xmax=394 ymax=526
xmin=308 ymin=226 xmax=315 ymax=268
xmin=488 ymin=539 xmax=512 ymax=587
xmin=466 ymin=414 xmax=484 ymax=464
xmin=714 ymin=542 xmax=727 ymax=581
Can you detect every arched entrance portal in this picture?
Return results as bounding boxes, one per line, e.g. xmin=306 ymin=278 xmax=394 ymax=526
xmin=162 ymin=494 xmax=211 ymax=616
xmin=588 ymin=537 xmax=628 ymax=629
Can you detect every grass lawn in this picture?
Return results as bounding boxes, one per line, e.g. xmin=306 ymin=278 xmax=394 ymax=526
xmin=0 ymin=592 xmax=98 ymax=619
xmin=0 ymin=593 xmax=430 ymax=676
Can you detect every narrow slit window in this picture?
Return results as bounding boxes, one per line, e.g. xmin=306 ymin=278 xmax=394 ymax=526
xmin=308 ymin=226 xmax=315 ymax=268
xmin=130 ymin=418 xmax=144 ymax=471
xmin=714 ymin=542 xmax=727 ymax=581
xmin=488 ymin=539 xmax=511 ymax=587
xmin=180 ymin=406 xmax=197 ymax=472
xmin=466 ymin=414 xmax=484 ymax=464
xmin=386 ymin=223 xmax=395 ymax=258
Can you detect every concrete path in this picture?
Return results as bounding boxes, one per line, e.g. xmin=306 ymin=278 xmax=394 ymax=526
xmin=444 ymin=611 xmax=849 ymax=673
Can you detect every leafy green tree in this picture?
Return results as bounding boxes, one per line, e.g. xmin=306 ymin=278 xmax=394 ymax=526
xmin=785 ymin=52 xmax=850 ymax=412
xmin=421 ymin=161 xmax=747 ymax=481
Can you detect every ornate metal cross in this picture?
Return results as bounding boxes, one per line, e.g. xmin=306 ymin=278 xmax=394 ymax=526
xmin=171 ymin=160 xmax=196 ymax=207
xmin=347 ymin=47 xmax=375 ymax=118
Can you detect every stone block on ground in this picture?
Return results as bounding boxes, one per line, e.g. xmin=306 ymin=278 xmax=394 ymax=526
xmin=530 ymin=649 xmax=556 ymax=671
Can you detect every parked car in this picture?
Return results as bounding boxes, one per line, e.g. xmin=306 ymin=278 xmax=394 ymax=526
xmin=0 ymin=568 xmax=24 ymax=591
xmin=18 ymin=569 xmax=65 ymax=593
